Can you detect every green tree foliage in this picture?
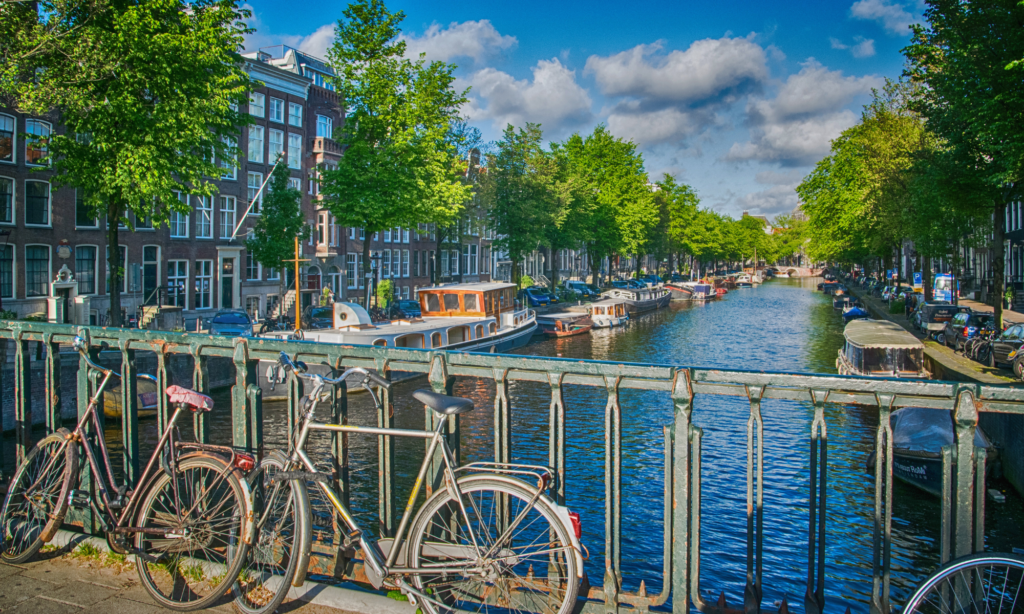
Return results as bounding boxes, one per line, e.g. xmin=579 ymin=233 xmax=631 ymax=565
xmin=246 ymin=159 xmax=310 ymax=318
xmin=376 ymin=278 xmax=395 ymax=308
xmin=0 ymin=0 xmax=252 ymax=325
xmin=319 ymin=0 xmax=471 ymax=302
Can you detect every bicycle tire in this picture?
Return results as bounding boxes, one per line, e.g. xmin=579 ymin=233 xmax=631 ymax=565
xmin=134 ymin=454 xmax=249 ymax=611
xmin=903 ymin=552 xmax=1024 ymax=614
xmin=0 ymin=429 xmax=78 ymax=564
xmin=231 ymin=452 xmax=311 ymax=614
xmin=407 ymin=475 xmax=580 ymax=614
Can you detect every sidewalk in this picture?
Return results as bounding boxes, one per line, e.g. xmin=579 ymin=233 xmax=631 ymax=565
xmin=0 ymin=531 xmax=413 ymax=614
xmin=954 ymin=298 xmax=1024 ymax=325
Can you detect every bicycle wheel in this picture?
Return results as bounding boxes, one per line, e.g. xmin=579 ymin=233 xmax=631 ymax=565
xmin=903 ymin=552 xmax=1024 ymax=614
xmin=0 ymin=429 xmax=78 ymax=564
xmin=134 ymin=454 xmax=249 ymax=611
xmin=408 ymin=475 xmax=579 ymax=614
xmin=231 ymin=452 xmax=311 ymax=614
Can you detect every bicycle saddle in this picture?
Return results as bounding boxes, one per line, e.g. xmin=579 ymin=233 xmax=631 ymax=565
xmin=166 ymin=385 xmax=214 ymax=412
xmin=412 ymin=389 xmax=474 ymax=415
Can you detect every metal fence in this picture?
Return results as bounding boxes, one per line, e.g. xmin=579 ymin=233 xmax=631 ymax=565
xmin=1 ymin=320 xmax=1022 ymax=614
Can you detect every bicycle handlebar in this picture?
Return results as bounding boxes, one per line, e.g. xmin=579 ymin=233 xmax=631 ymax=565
xmin=276 ymin=352 xmax=388 ymax=388
xmin=72 ymin=336 xmax=120 ymax=377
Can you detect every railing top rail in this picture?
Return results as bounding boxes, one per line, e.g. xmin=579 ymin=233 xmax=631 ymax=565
xmin=4 ymin=320 xmax=1024 ymax=412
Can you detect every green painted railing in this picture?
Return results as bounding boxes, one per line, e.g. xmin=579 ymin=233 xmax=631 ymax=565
xmin=2 ymin=320 xmax=1023 ymax=614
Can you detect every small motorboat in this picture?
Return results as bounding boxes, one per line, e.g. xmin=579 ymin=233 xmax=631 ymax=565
xmin=888 ymin=407 xmax=996 ymax=497
xmin=842 ymin=306 xmax=870 ymax=322
xmin=735 ymin=273 xmax=754 ymax=288
xmin=536 ymin=313 xmax=594 ymax=337
xmin=837 ymin=319 xmax=930 ymax=379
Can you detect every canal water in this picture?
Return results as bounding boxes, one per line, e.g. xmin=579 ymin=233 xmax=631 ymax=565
xmin=12 ymin=277 xmax=1022 ymax=612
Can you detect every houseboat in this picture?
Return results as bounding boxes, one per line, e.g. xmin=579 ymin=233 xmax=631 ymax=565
xmin=836 ymin=319 xmax=930 ymax=379
xmin=582 ymin=299 xmax=628 ymax=328
xmin=536 ymin=312 xmax=594 ymax=338
xmin=665 ymin=282 xmax=715 ymax=301
xmin=735 ymin=273 xmax=754 ymax=288
xmin=601 ymin=285 xmax=671 ymax=315
xmin=270 ymin=282 xmax=536 ymax=353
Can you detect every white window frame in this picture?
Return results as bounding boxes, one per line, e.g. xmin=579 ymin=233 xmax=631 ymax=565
xmin=382 ymin=250 xmax=391 ymax=277
xmin=288 ymin=102 xmax=303 ymax=127
xmin=287 ymin=133 xmax=301 ymax=170
xmin=24 ymin=243 xmax=52 ymax=298
xmin=167 ymin=259 xmax=189 ymax=308
xmin=317 ymin=115 xmax=333 ymax=138
xmin=383 ymin=229 xmax=391 ymax=243
xmin=392 ymin=249 xmax=400 ymax=279
xmin=269 ymin=97 xmax=284 ymax=123
xmin=0 ymin=114 xmax=15 ymax=165
xmin=74 ymin=244 xmax=99 ymax=296
xmin=195 ymin=259 xmax=213 ymax=310
xmin=170 ymin=192 xmax=189 ymax=238
xmin=346 ymin=253 xmax=357 ymax=288
xmin=246 ymin=252 xmax=262 ymax=281
xmin=220 ymin=137 xmax=237 ymax=180
xmin=267 ymin=267 xmax=280 ymax=281
xmin=24 ymin=179 xmax=51 ymax=227
xmin=269 ymin=128 xmax=284 ymax=162
xmin=220 ymin=195 xmax=236 ymax=239
xmin=288 ymin=177 xmax=301 ymax=191
xmin=403 ymin=228 xmax=410 ymax=243
xmin=196 ymin=196 xmax=213 ymax=239
xmin=248 ymin=125 xmax=264 ymax=163
xmin=247 ymin=172 xmax=263 ymax=215
xmin=249 ymin=92 xmax=265 ymax=117
xmin=0 ymin=176 xmax=13 ymax=225
xmin=74 ymin=188 xmax=98 ymax=229
xmin=24 ymin=119 xmax=50 ymax=167
xmin=402 ymin=249 xmax=410 ymax=277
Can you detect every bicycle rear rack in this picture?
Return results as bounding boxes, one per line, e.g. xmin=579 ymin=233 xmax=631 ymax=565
xmin=456 ymin=461 xmax=554 ymax=492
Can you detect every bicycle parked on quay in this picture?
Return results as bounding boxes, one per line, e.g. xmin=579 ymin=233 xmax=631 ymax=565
xmin=0 ymin=336 xmax=254 ymax=611
xmin=231 ymin=352 xmax=585 ymax=614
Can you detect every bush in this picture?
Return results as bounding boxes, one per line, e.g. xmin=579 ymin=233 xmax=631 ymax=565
xmin=518 ymin=275 xmax=534 ymax=289
xmin=0 ymin=309 xmax=16 ymax=320
xmin=889 ymin=299 xmax=906 ymax=314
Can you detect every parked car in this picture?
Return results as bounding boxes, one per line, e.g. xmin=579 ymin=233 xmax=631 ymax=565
xmin=562 ymin=280 xmax=599 ymax=298
xmin=209 ymin=310 xmax=254 ymax=337
xmin=612 ymin=280 xmax=645 ymax=290
xmin=304 ymin=306 xmax=334 ymax=329
xmin=640 ymin=274 xmax=663 ymax=286
xmin=520 ymin=287 xmax=550 ymax=307
xmin=990 ymin=323 xmax=1024 ymax=368
xmin=531 ymin=286 xmax=559 ymax=304
xmin=910 ymin=302 xmax=959 ymax=336
xmin=943 ymin=311 xmax=996 ymax=350
xmin=394 ymin=299 xmax=422 ymax=318
xmin=669 ymin=273 xmax=685 ymax=282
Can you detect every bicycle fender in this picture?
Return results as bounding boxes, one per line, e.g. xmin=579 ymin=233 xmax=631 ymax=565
xmin=454 ymin=474 xmax=584 ymax=578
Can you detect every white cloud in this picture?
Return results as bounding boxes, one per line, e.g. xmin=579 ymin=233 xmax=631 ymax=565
xmin=606 ymin=107 xmax=700 ymax=146
xmin=850 ymin=0 xmax=917 ymax=35
xmin=736 ymin=183 xmax=801 ymax=217
xmin=727 ymin=109 xmax=859 ymax=165
xmin=401 ymin=20 xmax=517 ymax=63
xmin=240 ymin=6 xmax=334 ymax=60
xmin=830 ymin=36 xmax=876 ymax=58
xmin=749 ymin=60 xmax=882 ymax=122
xmin=295 ymin=25 xmax=335 ymax=59
xmin=584 ymin=36 xmax=769 ymax=104
xmin=464 ymin=59 xmax=593 ymax=136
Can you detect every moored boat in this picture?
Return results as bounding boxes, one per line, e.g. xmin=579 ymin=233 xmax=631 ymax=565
xmin=889 ymin=407 xmax=996 ymax=496
xmin=735 ymin=273 xmax=754 ymax=287
xmin=536 ymin=312 xmax=595 ymax=337
xmin=836 ymin=319 xmax=930 ymax=378
xmin=842 ymin=306 xmax=870 ymax=322
xmin=585 ymin=299 xmax=628 ymax=328
xmin=666 ymin=282 xmax=714 ymax=301
xmin=600 ymin=285 xmax=671 ymax=315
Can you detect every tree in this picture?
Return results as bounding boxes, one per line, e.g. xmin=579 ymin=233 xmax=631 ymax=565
xmin=0 ymin=0 xmax=252 ymax=326
xmin=319 ymin=0 xmax=471 ymax=306
xmin=480 ymin=123 xmax=558 ymax=286
xmin=245 ymin=158 xmax=310 ymax=323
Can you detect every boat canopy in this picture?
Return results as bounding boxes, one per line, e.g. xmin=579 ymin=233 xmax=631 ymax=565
xmin=418 ymin=282 xmax=516 ymax=318
xmin=843 ymin=320 xmax=921 ymax=349
xmin=891 ymin=407 xmax=991 ymax=455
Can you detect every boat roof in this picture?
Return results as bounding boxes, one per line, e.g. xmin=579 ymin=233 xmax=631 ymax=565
xmin=844 ymin=320 xmax=922 ymax=349
xmin=537 ymin=312 xmax=589 ymax=320
xmin=589 ymin=298 xmax=626 ymax=306
xmin=422 ymin=282 xmax=515 ymax=292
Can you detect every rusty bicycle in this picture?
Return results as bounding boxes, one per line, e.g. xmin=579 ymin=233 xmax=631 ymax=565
xmin=0 ymin=335 xmax=254 ymax=611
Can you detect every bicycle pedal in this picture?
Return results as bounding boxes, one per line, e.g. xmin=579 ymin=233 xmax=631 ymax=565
xmin=68 ymin=490 xmax=90 ymax=509
xmin=107 ymin=497 xmax=125 ymax=511
xmin=341 ymin=530 xmax=361 ymax=551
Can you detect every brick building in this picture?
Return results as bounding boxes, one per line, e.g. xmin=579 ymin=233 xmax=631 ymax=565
xmin=0 ymin=44 xmax=491 ymax=328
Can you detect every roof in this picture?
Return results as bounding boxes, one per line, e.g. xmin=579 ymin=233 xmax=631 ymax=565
xmin=419 ymin=282 xmax=515 ymax=292
xmin=843 ymin=320 xmax=923 ymax=349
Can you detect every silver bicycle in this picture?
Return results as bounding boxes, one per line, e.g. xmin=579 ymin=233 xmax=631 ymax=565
xmin=903 ymin=552 xmax=1024 ymax=614
xmin=232 ymin=351 xmax=584 ymax=614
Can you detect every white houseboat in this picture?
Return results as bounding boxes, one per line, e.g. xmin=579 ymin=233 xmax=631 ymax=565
xmin=600 ymin=286 xmax=671 ymax=315
xmin=586 ymin=299 xmax=628 ymax=328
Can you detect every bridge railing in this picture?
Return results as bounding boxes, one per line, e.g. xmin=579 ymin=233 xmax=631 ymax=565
xmin=2 ymin=320 xmax=1022 ymax=614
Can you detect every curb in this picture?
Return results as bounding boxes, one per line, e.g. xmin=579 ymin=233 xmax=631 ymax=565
xmin=51 ymin=529 xmax=415 ymax=614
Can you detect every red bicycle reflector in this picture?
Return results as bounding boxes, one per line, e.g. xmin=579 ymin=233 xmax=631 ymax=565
xmin=568 ymin=511 xmax=582 ymax=540
xmin=234 ymin=454 xmax=255 ymax=472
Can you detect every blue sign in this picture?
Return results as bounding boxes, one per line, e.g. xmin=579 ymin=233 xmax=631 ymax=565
xmin=913 ymin=272 xmax=922 ymax=285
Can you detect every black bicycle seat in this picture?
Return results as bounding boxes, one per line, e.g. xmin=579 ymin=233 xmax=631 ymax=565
xmin=412 ymin=389 xmax=474 ymax=415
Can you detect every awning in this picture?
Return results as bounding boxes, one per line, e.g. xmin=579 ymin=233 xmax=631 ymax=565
xmin=843 ymin=320 xmax=922 ymax=349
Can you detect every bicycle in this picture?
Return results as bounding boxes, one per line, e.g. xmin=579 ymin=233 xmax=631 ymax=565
xmin=235 ymin=352 xmax=584 ymax=614
xmin=903 ymin=552 xmax=1024 ymax=614
xmin=0 ymin=335 xmax=254 ymax=611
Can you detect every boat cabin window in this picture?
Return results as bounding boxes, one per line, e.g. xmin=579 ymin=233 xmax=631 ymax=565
xmin=431 ymin=332 xmax=442 ymax=348
xmin=372 ymin=339 xmax=387 ymax=347
xmin=426 ymin=294 xmax=440 ymax=312
xmin=448 ymin=325 xmax=469 ymax=344
xmin=475 ymin=324 xmax=484 ymax=337
xmin=464 ymin=294 xmax=479 ymax=311
xmin=394 ymin=333 xmax=424 ymax=348
xmin=443 ymin=293 xmax=460 ymax=311
xmin=489 ymin=322 xmax=496 ymax=334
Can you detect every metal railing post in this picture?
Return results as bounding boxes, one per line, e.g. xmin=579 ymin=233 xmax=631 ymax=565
xmin=805 ymin=389 xmax=829 ymax=614
xmin=745 ymin=385 xmax=766 ymax=614
xmin=374 ymin=357 xmax=393 ymax=536
xmin=43 ymin=333 xmax=62 ymax=433
xmin=952 ymin=386 xmax=979 ymax=559
xmin=604 ymin=375 xmax=623 ymax=613
xmin=118 ymin=339 xmax=140 ymax=487
xmin=671 ymin=369 xmax=693 ymax=614
xmin=191 ymin=345 xmax=210 ymax=444
xmin=870 ymin=393 xmax=895 ymax=614
xmin=13 ymin=329 xmax=31 ymax=464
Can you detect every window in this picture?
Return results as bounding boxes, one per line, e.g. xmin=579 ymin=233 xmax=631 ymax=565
xmin=413 ymin=250 xmax=419 ymax=277
xmin=248 ymin=126 xmax=264 ymax=163
xmin=288 ymin=177 xmax=301 ymax=191
xmin=247 ymin=172 xmax=263 ymax=214
xmin=267 ymin=267 xmax=279 ymax=280
xmin=25 ymin=180 xmax=49 ymax=226
xmin=246 ymin=253 xmax=260 ymax=280
xmin=402 ymin=286 xmax=409 ymax=300
xmin=0 ymin=115 xmax=13 ymax=163
xmin=393 ymin=227 xmax=401 ymax=242
xmin=317 ymin=212 xmax=328 ymax=245
xmin=287 ymin=134 xmax=301 ymax=170
xmin=75 ymin=246 xmax=97 ymax=295
xmin=196 ymin=196 xmax=213 ymax=238
xmin=403 ymin=228 xmax=410 ymax=243
xmin=330 ymin=216 xmax=340 ymax=246
xmin=195 ymin=260 xmax=212 ymax=309
xmin=135 ymin=210 xmax=153 ymax=230
xmin=346 ymin=253 xmax=357 ymax=288
xmin=441 ymin=250 xmax=449 ymax=276
xmin=74 ymin=189 xmax=97 ymax=228
xmin=393 ymin=249 xmax=400 ymax=278
xmin=402 ymin=250 xmax=409 ymax=277
xmin=25 ymin=120 xmax=49 ymax=165
xmin=0 ymin=245 xmax=11 ymax=299
xmin=288 ymin=102 xmax=303 ymax=127
xmin=220 ymin=196 xmax=236 ymax=239
xmin=249 ymin=92 xmax=265 ymax=117
xmin=220 ymin=137 xmax=237 ymax=180
xmin=25 ymin=245 xmax=49 ymax=297
xmin=317 ymin=115 xmax=333 ymax=138
xmin=269 ymin=129 xmax=284 ymax=162
xmin=167 ymin=260 xmax=188 ymax=307
xmin=170 ymin=192 xmax=188 ymax=238
xmin=106 ymin=245 xmax=127 ymax=293
xmin=0 ymin=178 xmax=12 ymax=224
xmin=451 ymin=249 xmax=459 ymax=275
xmin=383 ymin=229 xmax=391 ymax=243
xmin=269 ymin=97 xmax=284 ymax=122
xmin=462 ymin=245 xmax=469 ymax=275
xmin=382 ymin=250 xmax=391 ymax=277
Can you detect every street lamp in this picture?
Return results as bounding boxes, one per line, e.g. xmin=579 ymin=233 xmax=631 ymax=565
xmin=367 ymin=254 xmax=382 ymax=311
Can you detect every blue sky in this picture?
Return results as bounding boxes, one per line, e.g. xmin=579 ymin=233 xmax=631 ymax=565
xmin=242 ymin=0 xmax=922 ymax=219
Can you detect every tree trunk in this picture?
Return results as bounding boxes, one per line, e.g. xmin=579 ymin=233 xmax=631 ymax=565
xmin=994 ymin=200 xmax=1006 ymax=328
xmin=923 ymin=256 xmax=932 ymax=302
xmin=589 ymin=248 xmax=600 ymax=287
xmin=107 ymin=203 xmax=123 ymax=327
xmin=362 ymin=236 xmax=373 ymax=311
xmin=635 ymin=252 xmax=642 ymax=280
xmin=549 ymin=246 xmax=559 ymax=292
